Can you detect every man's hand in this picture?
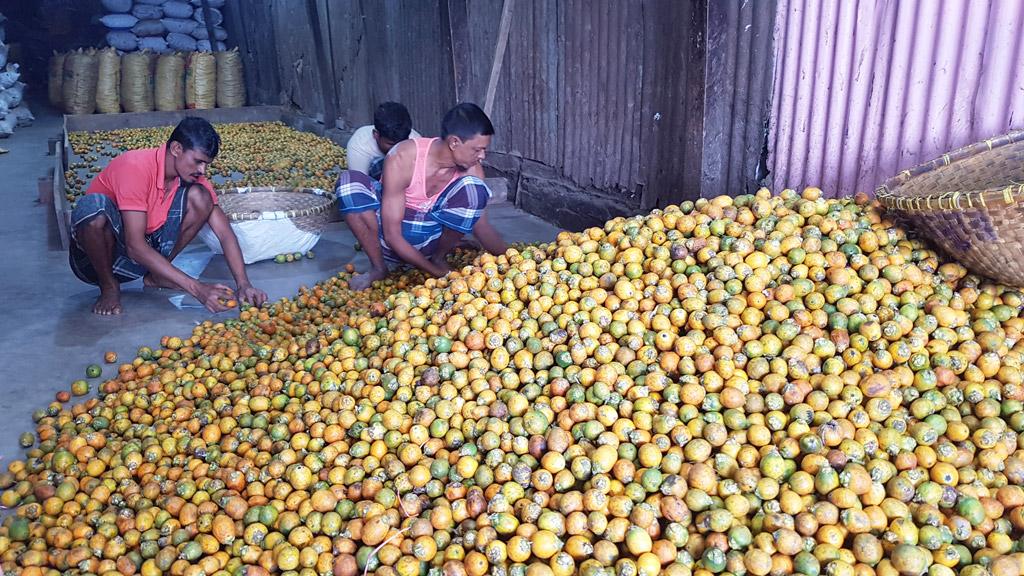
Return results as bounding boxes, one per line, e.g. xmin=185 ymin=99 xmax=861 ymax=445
xmin=194 ymin=282 xmax=234 ymax=313
xmin=236 ymin=284 xmax=268 ymax=307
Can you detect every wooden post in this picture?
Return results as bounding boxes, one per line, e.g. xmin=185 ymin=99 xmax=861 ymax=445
xmin=483 ymin=0 xmax=515 ymax=116
xmin=305 ymin=0 xmax=339 ymax=128
xmin=198 ymin=0 xmax=219 ymax=50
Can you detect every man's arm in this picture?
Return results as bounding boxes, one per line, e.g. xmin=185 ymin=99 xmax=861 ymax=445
xmin=206 ymin=206 xmax=267 ymax=307
xmin=471 ymin=212 xmax=507 ymax=255
xmin=380 ymin=144 xmax=448 ymax=277
xmin=122 ymin=211 xmax=232 ymax=311
xmin=462 ymin=164 xmax=507 ymax=255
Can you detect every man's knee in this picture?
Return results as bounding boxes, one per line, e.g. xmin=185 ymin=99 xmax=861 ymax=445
xmin=185 ymin=185 xmax=214 ymax=216
xmin=77 ymin=214 xmax=110 ymax=234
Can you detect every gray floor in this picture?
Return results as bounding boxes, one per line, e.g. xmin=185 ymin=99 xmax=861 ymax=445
xmin=0 ymin=101 xmax=560 ymax=463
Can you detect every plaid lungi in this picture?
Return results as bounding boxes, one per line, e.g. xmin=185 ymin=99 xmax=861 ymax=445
xmin=334 ymin=170 xmax=490 ymax=265
xmin=69 ymin=185 xmax=189 ymax=285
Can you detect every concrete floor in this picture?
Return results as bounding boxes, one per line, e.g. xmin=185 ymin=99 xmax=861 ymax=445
xmin=0 ymin=99 xmax=560 ymax=464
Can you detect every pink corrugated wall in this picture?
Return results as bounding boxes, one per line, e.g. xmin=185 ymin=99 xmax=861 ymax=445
xmin=769 ymin=0 xmax=1024 ymax=197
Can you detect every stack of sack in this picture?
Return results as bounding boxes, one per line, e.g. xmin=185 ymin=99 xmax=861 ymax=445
xmin=101 ymin=0 xmax=228 ymax=54
xmin=0 ymin=11 xmax=33 ymax=138
xmin=48 ymin=47 xmax=245 ymax=114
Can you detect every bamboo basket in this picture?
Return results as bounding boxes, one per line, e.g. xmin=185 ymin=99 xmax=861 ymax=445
xmin=876 ymin=131 xmax=1024 ymax=286
xmin=216 ymin=186 xmax=335 ymax=233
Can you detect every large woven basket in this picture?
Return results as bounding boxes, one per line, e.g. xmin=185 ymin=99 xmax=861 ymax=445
xmin=216 ymin=186 xmax=336 ymax=233
xmin=876 ymin=131 xmax=1024 ymax=286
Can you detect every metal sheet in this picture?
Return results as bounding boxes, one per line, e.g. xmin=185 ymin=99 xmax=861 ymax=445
xmin=770 ymin=0 xmax=1024 ymax=197
xmin=702 ymin=0 xmax=777 ymax=198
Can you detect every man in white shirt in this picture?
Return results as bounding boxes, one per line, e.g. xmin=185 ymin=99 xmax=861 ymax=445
xmin=345 ymin=102 xmax=421 ymax=180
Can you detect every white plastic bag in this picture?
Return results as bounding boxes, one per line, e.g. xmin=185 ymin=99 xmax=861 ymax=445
xmin=0 ymin=82 xmax=24 ymax=109
xmin=163 ymin=1 xmax=193 ymax=18
xmin=106 ymin=30 xmax=138 ymax=51
xmin=199 ymin=220 xmax=321 ymax=265
xmin=132 ymin=4 xmax=163 ymax=19
xmin=193 ymin=7 xmax=223 ymax=26
xmin=100 ymin=13 xmax=138 ymax=29
xmin=0 ymin=114 xmax=15 ymax=138
xmin=167 ymin=33 xmax=197 ymax=52
xmin=162 ymin=18 xmax=196 ymax=35
xmin=11 ymin=104 xmax=33 ymax=127
xmin=100 ymin=0 xmax=132 ymax=13
xmin=0 ymin=63 xmax=18 ymax=89
xmin=192 ymin=26 xmax=226 ymax=41
xmin=132 ymin=19 xmax=165 ymax=37
xmin=138 ymin=36 xmax=169 ymax=53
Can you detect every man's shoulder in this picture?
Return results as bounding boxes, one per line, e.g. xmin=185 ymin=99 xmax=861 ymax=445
xmin=107 ymin=146 xmax=159 ymax=170
xmin=347 ymin=125 xmax=376 ymax=148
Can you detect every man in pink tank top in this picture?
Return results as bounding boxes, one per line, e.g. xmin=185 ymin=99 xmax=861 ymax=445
xmin=335 ymin=103 xmax=507 ymax=290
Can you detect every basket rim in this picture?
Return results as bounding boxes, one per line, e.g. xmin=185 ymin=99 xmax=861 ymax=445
xmin=214 ymin=186 xmax=337 ymax=223
xmin=876 ymin=130 xmax=1024 ymax=212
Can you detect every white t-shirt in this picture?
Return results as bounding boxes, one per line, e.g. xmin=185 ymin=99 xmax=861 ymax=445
xmin=346 ymin=124 xmax=422 ymax=175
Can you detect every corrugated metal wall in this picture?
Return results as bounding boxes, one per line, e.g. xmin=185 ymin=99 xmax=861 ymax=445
xmin=701 ymin=0 xmax=777 ymax=198
xmin=770 ymin=0 xmax=1024 ymax=197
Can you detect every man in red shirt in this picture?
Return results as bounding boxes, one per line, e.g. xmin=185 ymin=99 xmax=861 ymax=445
xmin=70 ymin=117 xmax=267 ymax=315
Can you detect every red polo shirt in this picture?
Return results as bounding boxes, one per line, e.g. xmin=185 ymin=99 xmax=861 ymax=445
xmin=86 ymin=143 xmax=217 ymax=234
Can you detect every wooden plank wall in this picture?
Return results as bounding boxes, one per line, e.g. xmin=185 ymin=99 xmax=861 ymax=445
xmin=222 ymin=0 xmax=765 ymax=226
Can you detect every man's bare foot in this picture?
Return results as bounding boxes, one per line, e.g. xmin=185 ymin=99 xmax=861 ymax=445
xmin=143 ymin=273 xmax=178 ymax=290
xmin=349 ymin=267 xmax=388 ymax=291
xmin=93 ymin=286 xmax=122 ymax=315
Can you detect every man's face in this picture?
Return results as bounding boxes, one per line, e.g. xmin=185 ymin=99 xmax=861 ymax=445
xmin=170 ymin=141 xmax=213 ymax=182
xmin=373 ymin=130 xmax=400 ymax=155
xmin=449 ymin=134 xmax=491 ymax=171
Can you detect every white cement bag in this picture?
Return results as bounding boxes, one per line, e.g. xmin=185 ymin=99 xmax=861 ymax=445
xmin=0 ymin=43 xmax=7 ymax=68
xmin=131 ymin=4 xmax=163 ymax=19
xmin=167 ymin=33 xmax=197 ymax=52
xmin=100 ymin=0 xmax=132 ymax=13
xmin=193 ymin=7 xmax=222 ymax=26
xmin=132 ymin=19 xmax=165 ymax=37
xmin=106 ymin=30 xmax=138 ymax=51
xmin=196 ymin=40 xmax=226 ymax=52
xmin=191 ymin=26 xmax=226 ymax=41
xmin=0 ymin=114 xmax=15 ymax=138
xmin=162 ymin=18 xmax=196 ymax=35
xmin=199 ymin=220 xmax=321 ymax=265
xmin=11 ymin=104 xmax=33 ymax=127
xmin=191 ymin=0 xmax=225 ymax=7
xmin=100 ymin=13 xmax=138 ymax=29
xmin=0 ymin=63 xmax=18 ymax=89
xmin=0 ymin=100 xmax=8 ymax=117
xmin=162 ymin=1 xmax=193 ymax=18
xmin=138 ymin=36 xmax=169 ymax=53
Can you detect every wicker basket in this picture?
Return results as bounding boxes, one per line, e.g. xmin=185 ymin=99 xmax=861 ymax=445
xmin=200 ymin=186 xmax=337 ymax=264
xmin=216 ymin=186 xmax=336 ymax=233
xmin=876 ymin=131 xmax=1024 ymax=286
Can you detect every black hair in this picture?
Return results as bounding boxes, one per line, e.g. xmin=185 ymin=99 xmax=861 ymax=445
xmin=168 ymin=116 xmax=221 ymax=158
xmin=373 ymin=102 xmax=414 ymax=142
xmin=441 ymin=102 xmax=494 ymax=141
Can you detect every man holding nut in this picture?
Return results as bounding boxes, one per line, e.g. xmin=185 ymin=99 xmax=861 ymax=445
xmin=69 ymin=117 xmax=267 ymax=315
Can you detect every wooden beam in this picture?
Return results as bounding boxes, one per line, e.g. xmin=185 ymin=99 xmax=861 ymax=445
xmin=483 ymin=0 xmax=515 ymax=116
xmin=198 ymin=0 xmax=219 ymax=51
xmin=306 ymin=0 xmax=338 ymax=128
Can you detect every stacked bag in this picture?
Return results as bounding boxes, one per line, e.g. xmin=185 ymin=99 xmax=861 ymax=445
xmin=48 ymin=47 xmax=245 ymax=114
xmin=0 ymin=11 xmax=32 ymax=138
xmin=101 ymin=0 xmax=229 ymax=54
